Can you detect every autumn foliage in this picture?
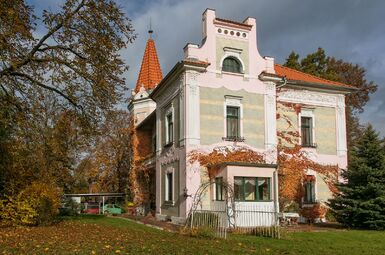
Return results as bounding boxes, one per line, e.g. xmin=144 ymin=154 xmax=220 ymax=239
xmin=128 ymin=117 xmax=154 ymax=206
xmin=277 ymin=102 xmax=339 ymax=211
xmin=0 ymin=182 xmax=61 ymax=226
xmin=189 ymin=146 xmax=265 ymax=178
xmin=188 ymin=101 xmax=339 ymax=220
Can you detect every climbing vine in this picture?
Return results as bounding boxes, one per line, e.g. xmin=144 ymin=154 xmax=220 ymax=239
xmin=277 ymin=101 xmax=339 ymax=216
xmin=188 ymin=101 xmax=339 ymax=220
xmin=128 ymin=117 xmax=154 ymax=206
xmin=189 ymin=145 xmax=265 ymax=178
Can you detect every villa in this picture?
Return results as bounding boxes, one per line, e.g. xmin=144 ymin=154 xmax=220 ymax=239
xmin=128 ymin=9 xmax=355 ymax=226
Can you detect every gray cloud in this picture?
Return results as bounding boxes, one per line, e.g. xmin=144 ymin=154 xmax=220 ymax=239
xmin=28 ymin=0 xmax=385 ymax=136
xmin=120 ymin=0 xmax=385 ymax=136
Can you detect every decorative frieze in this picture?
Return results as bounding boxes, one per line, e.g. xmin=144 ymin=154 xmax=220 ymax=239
xmin=160 ymin=145 xmax=179 ymax=165
xmin=278 ymin=89 xmax=337 ymax=107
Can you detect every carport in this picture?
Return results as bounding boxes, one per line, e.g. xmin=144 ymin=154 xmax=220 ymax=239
xmin=64 ymin=193 xmax=125 ymax=214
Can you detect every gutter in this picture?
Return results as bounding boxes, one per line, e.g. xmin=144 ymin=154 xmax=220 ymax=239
xmin=259 ymin=72 xmax=287 ymax=88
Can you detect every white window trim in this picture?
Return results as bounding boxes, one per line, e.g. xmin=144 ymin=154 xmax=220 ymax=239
xmin=299 ymin=109 xmax=316 ymax=146
xmin=224 ymin=96 xmax=243 ymax=139
xmin=219 ymin=49 xmax=245 ymax=74
xmin=165 ymin=167 xmax=175 ymax=204
xmin=164 ymin=105 xmax=174 ymax=145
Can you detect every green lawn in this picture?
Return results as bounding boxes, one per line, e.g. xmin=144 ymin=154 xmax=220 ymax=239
xmin=0 ymin=215 xmax=384 ymax=254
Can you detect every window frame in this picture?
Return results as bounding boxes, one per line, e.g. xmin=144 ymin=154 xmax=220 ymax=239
xmin=303 ymin=176 xmax=316 ymax=204
xmin=220 ymin=49 xmax=245 ymax=74
xmin=164 ymin=106 xmax=174 ymax=147
xmin=165 ymin=168 xmax=174 ymax=203
xmin=234 ymin=176 xmax=272 ymax=202
xmin=226 ymin=106 xmax=240 ymax=139
xmin=215 ymin=177 xmax=224 ymax=201
xmin=222 ymin=56 xmax=242 ymax=73
xmin=224 ymin=96 xmax=243 ymax=141
xmin=300 ymin=109 xmax=316 ymax=148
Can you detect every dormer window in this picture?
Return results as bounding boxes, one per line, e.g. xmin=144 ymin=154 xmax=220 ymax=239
xmin=222 ymin=57 xmax=242 ymax=73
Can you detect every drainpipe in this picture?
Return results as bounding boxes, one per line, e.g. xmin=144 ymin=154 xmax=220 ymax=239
xmin=274 ymin=77 xmax=286 ymax=223
xmin=274 ymin=167 xmax=280 ymax=214
xmin=276 ymin=76 xmax=287 ymax=89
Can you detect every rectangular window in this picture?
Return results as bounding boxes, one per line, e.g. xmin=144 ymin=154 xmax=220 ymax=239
xmin=166 ymin=172 xmax=173 ymax=202
xmin=215 ymin=177 xmax=224 ymax=201
xmin=234 ymin=177 xmax=271 ymax=201
xmin=244 ymin=178 xmax=256 ymax=201
xmin=226 ymin=106 xmax=240 ymax=139
xmin=258 ymin=178 xmax=270 ymax=201
xmin=301 ymin=116 xmax=313 ymax=147
xmin=234 ymin=177 xmax=244 ymax=201
xmin=304 ymin=177 xmax=316 ymax=204
xmin=166 ymin=112 xmax=173 ymax=145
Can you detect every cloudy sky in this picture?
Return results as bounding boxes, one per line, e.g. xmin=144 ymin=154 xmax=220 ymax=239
xmin=29 ymin=0 xmax=385 ymax=135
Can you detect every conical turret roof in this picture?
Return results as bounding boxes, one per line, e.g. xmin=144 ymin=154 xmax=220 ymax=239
xmin=135 ymin=39 xmax=163 ymax=93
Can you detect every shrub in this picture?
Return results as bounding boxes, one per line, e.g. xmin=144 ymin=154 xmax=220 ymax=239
xmin=325 ymin=209 xmax=337 ymax=222
xmin=0 ymin=182 xmax=61 ymax=226
xmin=300 ymin=203 xmax=328 ymax=223
xmin=59 ymin=198 xmax=80 ymax=216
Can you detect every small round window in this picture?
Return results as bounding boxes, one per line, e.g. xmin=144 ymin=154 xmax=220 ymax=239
xmin=222 ymin=57 xmax=242 ymax=73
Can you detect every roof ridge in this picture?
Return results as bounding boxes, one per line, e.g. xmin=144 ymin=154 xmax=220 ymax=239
xmin=274 ymin=64 xmax=352 ymax=88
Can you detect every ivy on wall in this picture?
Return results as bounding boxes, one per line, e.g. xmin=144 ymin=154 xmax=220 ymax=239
xmin=187 ymin=101 xmax=339 ymax=220
xmin=128 ymin=117 xmax=154 ymax=205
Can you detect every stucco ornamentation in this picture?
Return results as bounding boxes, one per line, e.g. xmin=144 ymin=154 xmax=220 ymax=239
xmin=179 ymin=73 xmax=185 ymax=100
xmin=186 ymin=71 xmax=199 ymax=96
xmin=160 ymin=145 xmax=179 ymax=165
xmin=278 ymin=89 xmax=337 ymax=107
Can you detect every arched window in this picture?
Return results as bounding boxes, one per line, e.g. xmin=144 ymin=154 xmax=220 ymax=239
xmin=222 ymin=57 xmax=242 ymax=73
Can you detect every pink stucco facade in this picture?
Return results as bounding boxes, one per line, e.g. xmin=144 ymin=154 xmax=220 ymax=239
xmin=131 ymin=9 xmax=352 ymax=224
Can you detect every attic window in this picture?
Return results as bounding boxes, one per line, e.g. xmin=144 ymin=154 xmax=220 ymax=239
xmin=222 ymin=57 xmax=242 ymax=73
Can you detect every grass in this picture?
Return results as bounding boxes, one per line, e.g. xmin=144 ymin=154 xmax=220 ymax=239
xmin=0 ymin=215 xmax=384 ymax=254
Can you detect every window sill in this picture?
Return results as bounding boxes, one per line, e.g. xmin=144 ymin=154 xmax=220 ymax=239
xmin=301 ymin=143 xmax=317 ymax=148
xmin=164 ymin=201 xmax=175 ymax=206
xmin=302 ymin=202 xmax=318 ymax=207
xmin=222 ymin=137 xmax=245 ymax=142
xmin=222 ymin=71 xmax=244 ymax=76
xmin=164 ymin=142 xmax=173 ymax=148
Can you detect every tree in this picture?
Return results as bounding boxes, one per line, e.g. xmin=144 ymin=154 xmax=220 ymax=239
xmin=0 ymin=0 xmax=135 ymax=124
xmin=329 ymin=125 xmax=385 ymax=229
xmin=76 ymin=110 xmax=131 ymax=193
xmin=299 ymin=47 xmax=328 ymax=77
xmin=283 ymin=48 xmax=377 ymax=160
xmin=284 ymin=51 xmax=301 ymax=70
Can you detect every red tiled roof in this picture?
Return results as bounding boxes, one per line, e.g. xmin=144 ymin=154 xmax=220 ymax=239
xmin=274 ymin=64 xmax=355 ymax=89
xmin=135 ymin=39 xmax=163 ymax=93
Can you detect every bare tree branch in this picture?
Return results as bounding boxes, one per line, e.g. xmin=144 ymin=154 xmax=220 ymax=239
xmin=10 ymin=71 xmax=80 ymax=110
xmin=36 ymin=45 xmax=87 ymax=60
xmin=0 ymin=0 xmax=86 ymax=77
